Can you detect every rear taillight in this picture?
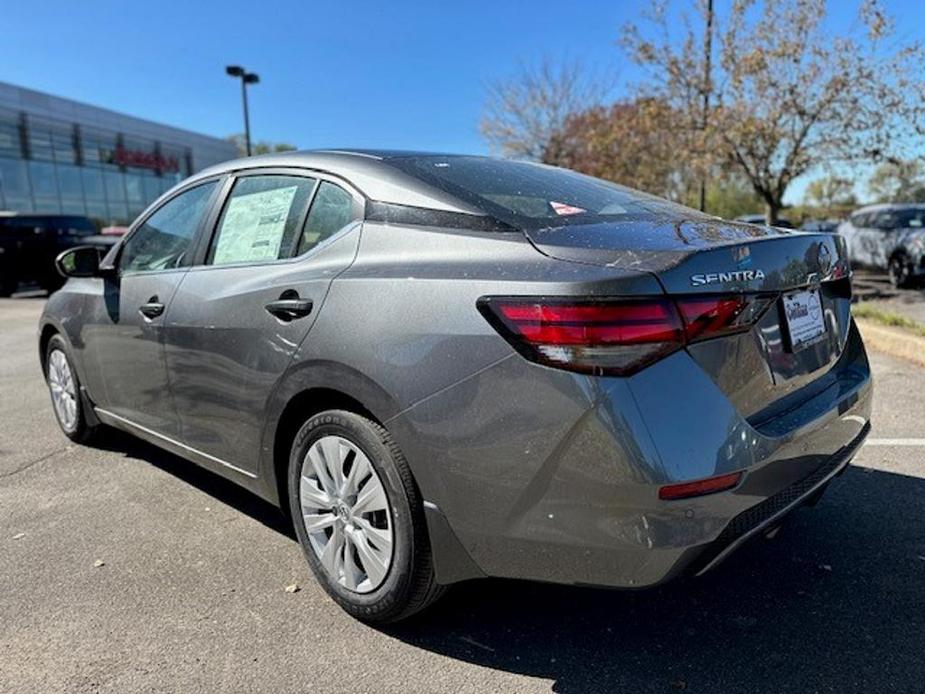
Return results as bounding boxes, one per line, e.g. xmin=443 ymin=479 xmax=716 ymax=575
xmin=677 ymin=294 xmax=773 ymax=342
xmin=478 ymin=294 xmax=773 ymax=376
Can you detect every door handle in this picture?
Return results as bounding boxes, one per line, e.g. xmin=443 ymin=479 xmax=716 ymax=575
xmin=265 ymin=297 xmax=313 ymax=321
xmin=139 ymin=298 xmax=165 ymax=320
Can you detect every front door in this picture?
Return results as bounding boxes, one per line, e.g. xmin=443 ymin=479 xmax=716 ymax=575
xmin=86 ymin=180 xmax=220 ymax=436
xmin=163 ymin=172 xmax=363 ymax=474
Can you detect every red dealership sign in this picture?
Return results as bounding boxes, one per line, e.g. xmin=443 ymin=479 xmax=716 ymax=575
xmin=106 ymin=144 xmax=180 ymax=173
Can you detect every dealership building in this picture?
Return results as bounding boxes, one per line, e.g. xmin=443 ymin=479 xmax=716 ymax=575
xmin=0 ymin=81 xmax=238 ymax=225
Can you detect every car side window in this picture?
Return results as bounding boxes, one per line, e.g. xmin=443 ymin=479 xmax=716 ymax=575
xmin=208 ymin=175 xmax=317 ymax=266
xmin=297 ymin=181 xmax=358 ymax=256
xmin=120 ymin=181 xmax=217 ymax=274
xmin=872 ymin=212 xmax=898 ymax=230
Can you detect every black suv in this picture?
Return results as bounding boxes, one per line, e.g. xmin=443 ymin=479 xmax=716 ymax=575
xmin=0 ymin=214 xmax=100 ymax=295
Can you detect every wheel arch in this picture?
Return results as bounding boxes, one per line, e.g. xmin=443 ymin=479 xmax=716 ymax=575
xmin=38 ymin=322 xmax=60 ymax=372
xmin=259 ymin=363 xmax=485 ymax=585
xmin=270 ymin=387 xmax=380 ymax=515
xmin=259 ymin=361 xmax=405 ymax=511
xmin=889 ymin=246 xmax=909 ymax=262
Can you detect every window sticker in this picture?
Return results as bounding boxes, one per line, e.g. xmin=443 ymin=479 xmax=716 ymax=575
xmin=212 ymin=185 xmax=298 ymax=264
xmin=550 ymin=201 xmax=587 ymax=216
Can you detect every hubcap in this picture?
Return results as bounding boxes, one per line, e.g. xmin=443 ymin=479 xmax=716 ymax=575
xmin=47 ymin=349 xmax=78 ymax=432
xmin=298 ymin=435 xmax=393 ymax=593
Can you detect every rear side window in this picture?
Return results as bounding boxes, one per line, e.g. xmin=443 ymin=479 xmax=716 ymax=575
xmin=208 ymin=175 xmax=316 ymax=266
xmin=121 ymin=181 xmax=217 ymax=274
xmin=296 ymin=181 xmax=358 ymax=255
xmin=894 ymin=208 xmax=925 ymax=228
xmin=872 ymin=211 xmax=900 ymax=230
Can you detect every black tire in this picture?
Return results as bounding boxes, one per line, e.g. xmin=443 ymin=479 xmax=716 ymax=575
xmin=44 ymin=334 xmax=102 ymax=444
xmin=888 ymin=253 xmax=912 ymax=289
xmin=288 ymin=410 xmax=445 ymax=623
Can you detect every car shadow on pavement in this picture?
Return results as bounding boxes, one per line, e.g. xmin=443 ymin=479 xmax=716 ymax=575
xmin=384 ymin=467 xmax=925 ymax=693
xmin=97 ymin=429 xmax=294 ymax=539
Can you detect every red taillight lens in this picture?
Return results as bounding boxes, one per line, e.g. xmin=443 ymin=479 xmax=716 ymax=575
xmin=480 ymin=297 xmax=684 ymax=376
xmin=658 ymin=471 xmax=743 ymax=500
xmin=677 ymin=295 xmax=772 ymax=342
xmin=479 ymin=294 xmax=773 ymax=376
xmin=495 ymin=301 xmax=683 ymax=345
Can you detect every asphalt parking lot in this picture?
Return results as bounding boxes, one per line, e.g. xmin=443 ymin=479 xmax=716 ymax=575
xmin=2 ymin=297 xmax=924 ymax=694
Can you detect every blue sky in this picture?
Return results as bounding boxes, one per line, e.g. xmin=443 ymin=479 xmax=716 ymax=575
xmin=3 ymin=0 xmax=924 ymax=204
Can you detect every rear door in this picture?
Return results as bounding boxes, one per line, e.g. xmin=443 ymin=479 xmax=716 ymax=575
xmin=163 ymin=169 xmax=363 ymax=475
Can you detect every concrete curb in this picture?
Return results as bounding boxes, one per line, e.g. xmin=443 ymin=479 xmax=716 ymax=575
xmin=855 ymin=318 xmax=925 ymax=368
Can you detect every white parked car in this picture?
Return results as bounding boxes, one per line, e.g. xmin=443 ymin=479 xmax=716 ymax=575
xmin=838 ymin=204 xmax=925 ymax=288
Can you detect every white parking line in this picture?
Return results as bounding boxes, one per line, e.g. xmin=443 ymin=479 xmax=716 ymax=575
xmin=865 ymin=438 xmax=925 ymax=446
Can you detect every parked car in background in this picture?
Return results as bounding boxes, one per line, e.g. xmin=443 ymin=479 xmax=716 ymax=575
xmin=40 ymin=151 xmax=871 ymax=623
xmin=0 ymin=213 xmax=101 ymax=295
xmin=838 ymin=203 xmax=925 ymax=287
xmin=801 ymin=220 xmax=840 ymax=233
xmin=736 ymin=213 xmax=796 ymax=229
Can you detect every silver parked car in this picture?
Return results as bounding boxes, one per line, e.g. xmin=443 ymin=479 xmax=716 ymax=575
xmin=40 ymin=151 xmax=872 ymax=622
xmin=838 ymin=203 xmax=925 ymax=287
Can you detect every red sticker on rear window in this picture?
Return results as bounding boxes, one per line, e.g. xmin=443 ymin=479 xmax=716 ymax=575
xmin=550 ymin=201 xmax=587 ymax=216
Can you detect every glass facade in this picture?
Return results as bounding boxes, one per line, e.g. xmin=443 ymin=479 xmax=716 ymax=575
xmin=0 ymin=106 xmax=195 ymax=226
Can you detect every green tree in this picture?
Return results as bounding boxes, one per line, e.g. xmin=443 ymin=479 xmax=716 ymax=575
xmin=703 ymin=177 xmax=765 ymax=219
xmin=806 ymin=176 xmax=857 ymax=209
xmin=867 ymin=160 xmax=925 ymax=203
xmin=226 ymin=134 xmax=297 ymax=157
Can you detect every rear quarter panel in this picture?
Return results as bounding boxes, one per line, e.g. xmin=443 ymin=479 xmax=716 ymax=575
xmin=257 ymin=221 xmax=662 ymax=504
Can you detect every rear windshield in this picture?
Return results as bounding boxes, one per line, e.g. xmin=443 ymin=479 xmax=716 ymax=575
xmin=387 ymin=156 xmax=702 ymax=229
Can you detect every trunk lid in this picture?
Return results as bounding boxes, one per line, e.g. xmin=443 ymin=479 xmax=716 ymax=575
xmin=523 ymin=218 xmax=855 ymax=424
xmin=522 ymin=217 xmax=846 ymax=289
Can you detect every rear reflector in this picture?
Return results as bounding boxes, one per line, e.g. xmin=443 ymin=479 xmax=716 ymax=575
xmin=478 ymin=294 xmax=773 ymax=376
xmin=658 ymin=471 xmax=743 ymax=500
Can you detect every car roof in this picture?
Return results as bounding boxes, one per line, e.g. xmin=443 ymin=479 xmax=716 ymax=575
xmin=189 ymin=149 xmax=488 ymax=215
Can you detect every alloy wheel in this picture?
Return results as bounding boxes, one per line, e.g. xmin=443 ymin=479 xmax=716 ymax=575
xmin=47 ymin=349 xmax=78 ymax=432
xmin=298 ymin=435 xmax=393 ymax=593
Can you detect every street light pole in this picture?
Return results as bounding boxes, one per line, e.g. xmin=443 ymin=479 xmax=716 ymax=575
xmin=699 ymin=0 xmax=713 ymax=213
xmin=225 ymin=65 xmax=260 ymax=156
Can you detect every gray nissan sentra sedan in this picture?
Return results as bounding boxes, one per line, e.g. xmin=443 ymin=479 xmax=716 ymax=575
xmin=40 ymin=150 xmax=872 ymax=622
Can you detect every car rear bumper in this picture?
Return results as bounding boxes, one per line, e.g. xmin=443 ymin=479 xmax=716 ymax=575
xmin=684 ymin=420 xmax=868 ymax=577
xmin=391 ymin=319 xmax=873 ymax=589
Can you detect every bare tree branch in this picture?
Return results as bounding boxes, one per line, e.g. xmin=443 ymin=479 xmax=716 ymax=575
xmin=480 ymin=57 xmax=614 ymax=160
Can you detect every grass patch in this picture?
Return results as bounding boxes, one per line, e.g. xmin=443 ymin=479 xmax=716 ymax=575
xmin=853 ymin=302 xmax=925 ymax=338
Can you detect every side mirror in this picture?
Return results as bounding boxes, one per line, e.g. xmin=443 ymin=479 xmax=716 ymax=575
xmin=55 ymin=245 xmax=113 ymax=279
